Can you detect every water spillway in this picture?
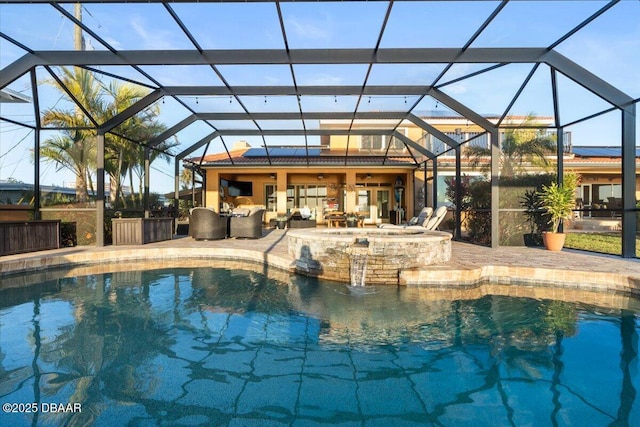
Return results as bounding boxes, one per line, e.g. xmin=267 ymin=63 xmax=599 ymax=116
xmin=287 ymin=228 xmax=452 ymax=285
xmin=348 ymin=237 xmax=370 ymax=287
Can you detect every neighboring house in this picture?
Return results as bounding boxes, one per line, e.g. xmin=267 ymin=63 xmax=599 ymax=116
xmin=187 ymin=113 xmax=637 ymax=225
xmin=564 ymin=146 xmax=640 ymax=218
xmin=0 ymin=181 xmax=79 ymax=205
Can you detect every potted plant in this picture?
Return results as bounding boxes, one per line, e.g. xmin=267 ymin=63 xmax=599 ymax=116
xmin=538 ymin=174 xmax=577 ymax=251
xmin=345 ymin=212 xmax=359 ymax=228
xmin=275 ymin=215 xmax=287 ymax=230
xmin=520 ymin=189 xmax=545 ymax=247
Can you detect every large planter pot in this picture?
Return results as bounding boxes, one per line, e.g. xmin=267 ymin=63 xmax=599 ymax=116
xmin=542 ymin=231 xmax=566 ymax=251
xmin=276 ymin=220 xmax=287 ymax=230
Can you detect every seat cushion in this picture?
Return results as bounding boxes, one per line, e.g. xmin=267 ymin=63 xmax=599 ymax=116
xmin=232 ymin=208 xmax=250 ymax=217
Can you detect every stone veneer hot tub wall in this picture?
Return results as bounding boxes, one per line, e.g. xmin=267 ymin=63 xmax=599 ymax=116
xmin=287 ymin=228 xmax=452 ymax=285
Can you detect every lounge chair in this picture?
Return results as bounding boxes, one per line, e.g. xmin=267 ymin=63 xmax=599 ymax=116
xmin=422 ymin=206 xmax=448 ymax=230
xmin=230 ymin=208 xmax=266 ymax=238
xmin=408 ymin=207 xmax=433 ymax=226
xmin=190 ymin=207 xmax=228 ymax=240
xmin=379 ymin=207 xmax=433 ymax=229
xmin=379 ymin=206 xmax=448 ymax=231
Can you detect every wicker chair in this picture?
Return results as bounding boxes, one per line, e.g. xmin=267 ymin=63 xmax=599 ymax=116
xmin=189 ymin=207 xmax=228 ymax=240
xmin=230 ymin=208 xmax=265 ymax=238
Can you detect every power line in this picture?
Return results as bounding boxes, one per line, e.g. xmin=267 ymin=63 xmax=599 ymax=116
xmin=0 ymin=129 xmax=33 ymax=160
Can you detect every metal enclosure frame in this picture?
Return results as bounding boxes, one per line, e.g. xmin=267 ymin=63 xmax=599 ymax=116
xmin=0 ymin=0 xmax=637 ymax=256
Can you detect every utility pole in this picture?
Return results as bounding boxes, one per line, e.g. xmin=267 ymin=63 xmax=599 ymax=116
xmin=73 ymin=3 xmax=85 ymax=51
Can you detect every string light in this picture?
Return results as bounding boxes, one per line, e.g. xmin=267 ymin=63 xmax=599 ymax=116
xmin=334 ymin=95 xmax=337 ymax=103
xmin=196 ymin=96 xmax=199 ymax=104
xmin=368 ymin=96 xmax=371 ymax=104
xmin=229 ymin=96 xmax=232 ymax=104
xmin=264 ymin=96 xmax=267 ymax=104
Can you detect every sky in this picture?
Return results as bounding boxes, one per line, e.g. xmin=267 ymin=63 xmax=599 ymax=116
xmin=0 ymin=0 xmax=639 ymax=193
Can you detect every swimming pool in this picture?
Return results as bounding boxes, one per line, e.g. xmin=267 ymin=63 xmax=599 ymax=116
xmin=1 ymin=264 xmax=638 ymax=426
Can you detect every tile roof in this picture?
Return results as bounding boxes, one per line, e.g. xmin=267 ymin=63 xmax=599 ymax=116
xmin=191 ymin=149 xmax=416 ymax=167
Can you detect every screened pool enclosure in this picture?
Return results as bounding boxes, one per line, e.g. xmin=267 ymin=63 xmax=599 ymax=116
xmin=0 ymin=0 xmax=638 ymax=256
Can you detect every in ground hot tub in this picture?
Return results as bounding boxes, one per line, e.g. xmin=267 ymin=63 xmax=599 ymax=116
xmin=287 ymin=228 xmax=452 ymax=285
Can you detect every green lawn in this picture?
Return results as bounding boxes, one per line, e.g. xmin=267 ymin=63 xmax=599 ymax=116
xmin=564 ymin=232 xmax=640 ymax=258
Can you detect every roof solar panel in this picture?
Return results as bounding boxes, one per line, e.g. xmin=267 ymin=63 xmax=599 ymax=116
xmin=243 ymin=148 xmax=268 ymax=157
xmin=243 ymin=147 xmax=322 ymax=157
xmin=571 ymin=146 xmax=640 ymax=157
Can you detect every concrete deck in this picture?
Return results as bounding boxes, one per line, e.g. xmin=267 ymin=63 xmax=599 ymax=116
xmin=1 ymin=228 xmax=640 ymax=295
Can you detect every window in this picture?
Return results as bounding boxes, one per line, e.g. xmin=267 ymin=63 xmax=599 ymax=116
xmin=361 ymin=135 xmax=383 ymax=150
xmin=357 ymin=190 xmax=371 ymax=216
xmin=388 ymin=136 xmax=405 ymax=151
xmin=279 ymin=184 xmax=327 ymax=214
xmin=467 ymin=132 xmax=488 ymax=149
xmin=593 ymin=183 xmax=622 ymax=202
xmin=361 ymin=133 xmax=406 ymax=152
xmin=265 ymin=184 xmax=277 ymax=212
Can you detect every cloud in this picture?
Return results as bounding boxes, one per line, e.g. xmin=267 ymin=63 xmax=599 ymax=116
xmin=445 ymin=83 xmax=467 ymax=95
xmin=130 ymin=16 xmax=149 ymax=41
xmin=303 ymin=75 xmax=344 ymax=86
xmin=104 ymin=37 xmax=123 ymax=51
xmin=129 ymin=15 xmax=180 ymax=50
xmin=285 ymin=15 xmax=330 ymax=40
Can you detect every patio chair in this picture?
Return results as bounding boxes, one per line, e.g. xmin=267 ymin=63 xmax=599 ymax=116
xmin=230 ymin=208 xmax=266 ymax=238
xmin=190 ymin=207 xmax=228 ymax=240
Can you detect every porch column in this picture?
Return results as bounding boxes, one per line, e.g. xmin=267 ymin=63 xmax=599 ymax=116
xmin=207 ymin=170 xmax=220 ymax=210
xmin=276 ymin=171 xmax=288 ymax=215
xmin=405 ymin=172 xmax=414 ymax=217
xmin=345 ymin=170 xmax=357 ymax=213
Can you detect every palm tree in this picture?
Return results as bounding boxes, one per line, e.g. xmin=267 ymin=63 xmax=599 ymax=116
xmin=41 ymin=67 xmax=103 ymax=203
xmin=180 ymin=167 xmax=193 ymax=191
xmin=41 ymin=68 xmax=178 ymax=208
xmin=126 ymin=137 xmax=179 ymax=208
xmin=102 ymin=81 xmax=170 ymax=209
xmin=465 ymin=114 xmax=556 ymax=177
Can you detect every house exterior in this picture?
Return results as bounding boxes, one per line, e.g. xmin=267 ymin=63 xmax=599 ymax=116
xmin=564 ymin=146 xmax=640 ymax=217
xmin=188 ymin=114 xmax=638 ymax=225
xmin=192 ymin=140 xmax=417 ymax=226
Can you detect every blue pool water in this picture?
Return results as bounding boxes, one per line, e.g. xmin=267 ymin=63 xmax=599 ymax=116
xmin=0 ymin=266 xmax=638 ymax=426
